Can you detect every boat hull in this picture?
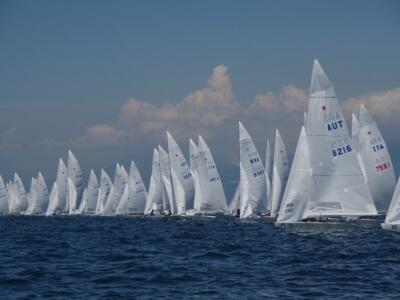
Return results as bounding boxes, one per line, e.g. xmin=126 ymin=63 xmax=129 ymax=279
xmin=381 ymin=223 xmax=400 ymax=232
xmin=274 ymin=221 xmax=351 ymax=231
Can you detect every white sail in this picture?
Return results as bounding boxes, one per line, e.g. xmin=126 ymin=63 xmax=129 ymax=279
xmin=127 ymin=161 xmax=147 ymax=214
xmin=384 ymin=177 xmax=400 ymax=224
xmin=238 ymin=122 xmax=267 ymax=218
xmin=229 ymin=183 xmax=240 ymax=215
xmin=358 ymin=104 xmax=396 ymax=213
xmin=27 ymin=172 xmax=49 ymax=214
xmin=304 ymin=111 xmax=308 ymax=129
xmin=95 ymin=169 xmax=112 ymax=214
xmin=277 ymin=127 xmax=312 ymax=223
xmin=269 ymin=129 xmax=289 ymax=217
xmin=158 ymin=146 xmax=175 ymax=213
xmin=9 ymin=173 xmax=28 ymax=214
xmin=67 ymin=177 xmax=78 ymax=214
xmin=56 ymin=158 xmax=68 ymax=213
xmin=102 ymin=164 xmax=128 ymax=216
xmin=77 ymin=188 xmax=88 ymax=214
xmin=167 ymin=131 xmax=194 ymax=214
xmin=46 ymin=183 xmax=59 ymax=216
xmin=115 ymin=184 xmax=129 ymax=216
xmin=0 ymin=176 xmax=9 ymax=214
xmin=83 ymin=170 xmax=99 ymax=214
xmin=67 ymin=150 xmax=84 ymax=209
xmin=25 ymin=178 xmax=37 ymax=215
xmin=351 ymin=113 xmax=359 ymax=153
xmin=145 ymin=149 xmax=165 ymax=214
xmin=194 ymin=135 xmax=227 ymax=213
xmin=190 ymin=139 xmax=202 ymax=213
xmin=305 ymin=59 xmax=377 ymax=217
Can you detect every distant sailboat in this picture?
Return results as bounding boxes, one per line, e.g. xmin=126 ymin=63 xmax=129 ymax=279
xmin=95 ymin=169 xmax=112 ymax=215
xmin=78 ymin=170 xmax=99 ymax=214
xmin=269 ymin=129 xmax=289 ymax=218
xmin=116 ymin=161 xmax=147 ymax=215
xmin=158 ymin=146 xmax=175 ymax=214
xmin=102 ymin=164 xmax=128 ymax=216
xmin=26 ymin=173 xmax=49 ymax=214
xmin=0 ymin=176 xmax=9 ymax=215
xmin=238 ymin=122 xmax=267 ymax=218
xmin=193 ymin=136 xmax=227 ymax=215
xmin=357 ymin=104 xmax=396 ymax=213
xmin=381 ymin=177 xmax=400 ymax=232
xmin=304 ymin=59 xmax=377 ymax=218
xmin=145 ymin=149 xmax=165 ymax=215
xmin=67 ymin=151 xmax=84 ymax=210
xmin=9 ymin=173 xmax=28 ymax=214
xmin=167 ymin=132 xmax=194 ymax=215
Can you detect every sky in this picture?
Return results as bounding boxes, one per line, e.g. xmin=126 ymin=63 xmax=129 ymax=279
xmin=0 ymin=0 xmax=400 ymax=198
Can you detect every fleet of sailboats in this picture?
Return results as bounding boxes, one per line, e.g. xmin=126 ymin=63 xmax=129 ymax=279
xmin=0 ymin=59 xmax=398 ymax=232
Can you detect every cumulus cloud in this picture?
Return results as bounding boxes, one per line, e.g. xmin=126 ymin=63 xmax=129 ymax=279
xmin=70 ymin=64 xmax=400 ymax=171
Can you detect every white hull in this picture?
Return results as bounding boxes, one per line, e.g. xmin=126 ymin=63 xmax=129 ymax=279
xmin=381 ymin=223 xmax=400 ymax=232
xmin=274 ymin=221 xmax=351 ymax=231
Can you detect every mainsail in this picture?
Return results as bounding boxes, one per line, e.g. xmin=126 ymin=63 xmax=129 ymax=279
xmin=95 ymin=169 xmax=112 ymax=215
xmin=46 ymin=183 xmax=59 ymax=216
xmin=167 ymin=131 xmax=194 ymax=215
xmin=277 ymin=127 xmax=311 ymax=223
xmin=194 ymin=136 xmax=227 ymax=213
xmin=10 ymin=173 xmax=28 ymax=214
xmin=305 ymin=59 xmax=377 ymax=217
xmin=67 ymin=150 xmax=84 ymax=209
xmin=238 ymin=122 xmax=267 ymax=218
xmin=83 ymin=170 xmax=99 ymax=214
xmin=269 ymin=129 xmax=289 ymax=217
xmin=158 ymin=145 xmax=175 ymax=213
xmin=145 ymin=149 xmax=164 ymax=214
xmin=66 ymin=177 xmax=77 ymax=214
xmin=358 ymin=104 xmax=396 ymax=213
xmin=0 ymin=176 xmax=9 ymax=215
xmin=102 ymin=164 xmax=128 ymax=216
xmin=27 ymin=172 xmax=49 ymax=214
xmin=189 ymin=139 xmax=202 ymax=212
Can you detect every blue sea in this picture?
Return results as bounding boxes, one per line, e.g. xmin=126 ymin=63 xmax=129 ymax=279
xmin=0 ymin=216 xmax=399 ymax=299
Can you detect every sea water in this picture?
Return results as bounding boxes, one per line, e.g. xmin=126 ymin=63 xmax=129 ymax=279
xmin=0 ymin=216 xmax=399 ymax=299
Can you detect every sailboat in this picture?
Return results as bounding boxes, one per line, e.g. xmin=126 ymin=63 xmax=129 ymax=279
xmin=116 ymin=161 xmax=147 ymax=215
xmin=145 ymin=149 xmax=165 ymax=215
xmin=188 ymin=139 xmax=202 ymax=216
xmin=67 ymin=151 xmax=84 ymax=211
xmin=381 ymin=177 xmax=400 ymax=232
xmin=102 ymin=164 xmax=128 ymax=216
xmin=158 ymin=145 xmax=175 ymax=215
xmin=78 ymin=170 xmax=99 ymax=214
xmin=8 ymin=173 xmax=28 ymax=215
xmin=167 ymin=132 xmax=194 ymax=215
xmin=46 ymin=159 xmax=68 ymax=215
xmin=238 ymin=122 xmax=268 ymax=218
xmin=95 ymin=169 xmax=112 ymax=215
xmin=0 ymin=176 xmax=9 ymax=215
xmin=192 ymin=135 xmax=227 ymax=215
xmin=357 ymin=104 xmax=396 ymax=213
xmin=275 ymin=127 xmax=312 ymax=226
xmin=26 ymin=173 xmax=49 ymax=215
xmin=279 ymin=59 xmax=377 ymax=226
xmin=269 ymin=129 xmax=289 ymax=218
